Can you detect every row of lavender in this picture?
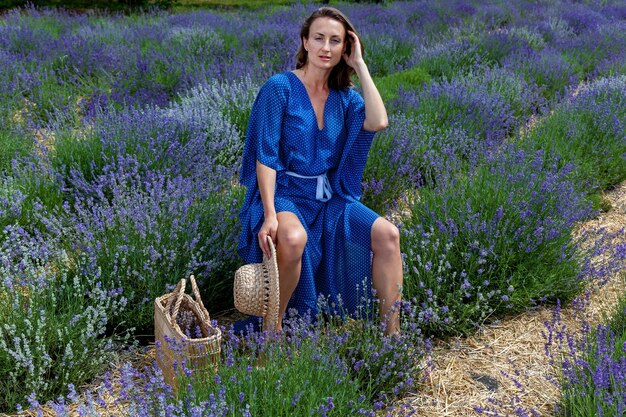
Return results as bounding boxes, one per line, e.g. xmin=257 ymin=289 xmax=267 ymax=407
xmin=1 ymin=0 xmax=626 ymax=413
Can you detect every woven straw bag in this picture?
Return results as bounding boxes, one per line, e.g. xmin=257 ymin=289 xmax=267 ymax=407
xmin=154 ymin=274 xmax=221 ymax=390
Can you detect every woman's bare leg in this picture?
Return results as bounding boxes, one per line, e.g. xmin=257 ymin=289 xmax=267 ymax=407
xmin=371 ymin=217 xmax=403 ymax=335
xmin=275 ymin=211 xmax=307 ymax=330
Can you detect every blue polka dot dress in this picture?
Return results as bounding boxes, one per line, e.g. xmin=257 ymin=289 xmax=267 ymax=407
xmin=237 ymin=71 xmax=379 ymax=328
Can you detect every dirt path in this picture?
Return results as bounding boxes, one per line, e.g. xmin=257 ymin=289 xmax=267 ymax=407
xmin=395 ymin=181 xmax=626 ymax=416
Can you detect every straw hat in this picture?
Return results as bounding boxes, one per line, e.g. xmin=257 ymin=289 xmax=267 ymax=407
xmin=233 ymin=235 xmax=280 ymax=332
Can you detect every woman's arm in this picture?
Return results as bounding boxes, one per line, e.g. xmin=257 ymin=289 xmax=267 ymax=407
xmin=256 ymin=160 xmax=279 ymax=258
xmin=344 ymin=31 xmax=388 ymax=132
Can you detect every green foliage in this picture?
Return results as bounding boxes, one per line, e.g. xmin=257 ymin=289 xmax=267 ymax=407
xmin=560 ymin=24 xmax=626 ymax=80
xmin=0 ymin=237 xmax=125 ymax=411
xmin=521 ymin=76 xmax=626 ymax=193
xmin=169 ymin=26 xmax=226 ymax=60
xmin=0 ymin=0 xmax=22 ymax=10
xmin=361 ymin=122 xmax=412 ymax=215
xmin=330 ymin=317 xmax=425 ymax=403
xmin=1 ymin=0 xmax=173 ymax=11
xmin=180 ymin=329 xmax=368 ymax=416
xmin=607 ymin=291 xmax=626 ymax=336
xmin=373 ymin=66 xmax=430 ymax=103
xmin=558 ymin=286 xmax=626 ymax=417
xmin=22 ymin=72 xmax=87 ymax=126
xmin=364 ymin=36 xmax=415 ymax=77
xmin=50 ymin=127 xmax=106 ymax=189
xmin=75 ymin=185 xmax=244 ymax=333
xmin=470 ymin=30 xmax=533 ymax=67
xmin=169 ymin=305 xmax=424 ymax=416
xmin=586 ymin=191 xmax=612 ymax=214
xmin=0 ymin=165 xmax=65 ymax=233
xmin=472 ymin=67 xmax=545 ymax=122
xmin=362 ymin=115 xmax=475 ymax=215
xmin=413 ymin=41 xmax=484 ymax=81
xmin=508 ymin=26 xmax=546 ymax=51
xmin=0 ymin=128 xmax=31 ymax=173
xmin=173 ymin=0 xmax=298 ymax=11
xmin=401 ymin=148 xmax=588 ymax=335
xmin=510 ymin=51 xmax=580 ymax=102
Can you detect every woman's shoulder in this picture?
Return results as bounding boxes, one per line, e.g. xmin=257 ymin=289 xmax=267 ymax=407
xmin=261 ymin=72 xmax=293 ymax=92
xmin=253 ymin=72 xmax=293 ymax=105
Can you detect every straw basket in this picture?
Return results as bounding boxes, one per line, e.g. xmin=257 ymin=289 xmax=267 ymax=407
xmin=154 ymin=275 xmax=221 ymax=390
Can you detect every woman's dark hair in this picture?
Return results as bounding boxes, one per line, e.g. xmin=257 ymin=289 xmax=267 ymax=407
xmin=296 ymin=7 xmax=364 ymax=90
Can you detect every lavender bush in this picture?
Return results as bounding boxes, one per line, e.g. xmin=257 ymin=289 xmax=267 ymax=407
xmin=411 ymin=39 xmax=485 ymax=81
xmin=51 ymin=93 xmax=242 ymax=186
xmin=0 ymin=158 xmax=65 ymax=233
xmin=0 ymin=220 xmax=127 ymax=410
xmin=362 ymin=114 xmax=482 ymax=214
xmin=471 ymin=2 xmax=520 ymax=31
xmin=0 ymin=124 xmax=31 ymax=173
xmin=0 ymin=7 xmax=256 ymax=118
xmin=170 ymin=77 xmax=258 ymax=154
xmin=556 ymin=19 xmax=626 ymax=80
xmin=590 ymin=22 xmax=626 ymax=77
xmin=470 ymin=26 xmax=539 ymax=67
xmin=394 ymin=67 xmax=542 ymax=147
xmin=470 ymin=66 xmax=546 ymax=121
xmin=327 ymin=299 xmax=428 ymax=404
xmin=522 ymin=75 xmax=626 ymax=193
xmin=66 ymin=156 xmax=243 ymax=332
xmin=44 ymin=78 xmax=249 ymax=334
xmin=0 ymin=54 xmax=31 ymax=171
xmin=502 ymin=47 xmax=579 ymax=102
xmin=36 ymin=300 xmax=427 ymax=416
xmin=401 ymin=144 xmax=593 ymax=334
xmin=182 ymin=318 xmax=372 ymax=417
xmin=542 ymin=283 xmax=626 ymax=417
xmin=476 ymin=271 xmax=626 ymax=416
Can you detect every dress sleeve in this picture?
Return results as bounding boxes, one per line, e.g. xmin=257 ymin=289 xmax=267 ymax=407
xmin=239 ymin=75 xmax=289 ymax=188
xmin=339 ymin=88 xmax=376 ymax=200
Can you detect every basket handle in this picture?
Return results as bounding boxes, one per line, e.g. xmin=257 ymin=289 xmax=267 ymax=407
xmin=168 ymin=275 xmax=210 ymax=323
xmin=164 ymin=277 xmax=185 ymax=312
xmin=167 ymin=278 xmax=187 ymax=322
xmin=189 ymin=274 xmax=211 ymax=322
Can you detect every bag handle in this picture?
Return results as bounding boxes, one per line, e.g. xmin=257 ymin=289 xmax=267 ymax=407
xmin=188 ymin=274 xmax=210 ymax=322
xmin=167 ymin=275 xmax=211 ymax=323
xmin=165 ymin=277 xmax=185 ymax=313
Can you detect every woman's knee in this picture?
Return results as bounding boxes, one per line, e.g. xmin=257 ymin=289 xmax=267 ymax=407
xmin=277 ymin=223 xmax=307 ymax=260
xmin=372 ymin=219 xmax=400 ymax=253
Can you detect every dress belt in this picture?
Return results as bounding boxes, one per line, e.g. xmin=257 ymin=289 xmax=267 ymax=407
xmin=285 ymin=171 xmax=333 ymax=202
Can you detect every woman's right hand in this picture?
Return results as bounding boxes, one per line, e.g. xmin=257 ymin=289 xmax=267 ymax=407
xmin=258 ymin=215 xmax=278 ymax=259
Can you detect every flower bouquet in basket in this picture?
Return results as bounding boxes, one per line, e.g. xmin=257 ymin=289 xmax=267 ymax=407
xmin=154 ymin=274 xmax=221 ymax=390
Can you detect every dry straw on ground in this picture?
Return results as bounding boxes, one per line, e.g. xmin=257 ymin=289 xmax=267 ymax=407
xmin=396 ymin=181 xmax=626 ymax=417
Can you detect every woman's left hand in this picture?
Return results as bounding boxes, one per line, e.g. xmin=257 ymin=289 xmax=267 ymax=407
xmin=343 ymin=30 xmax=364 ymax=69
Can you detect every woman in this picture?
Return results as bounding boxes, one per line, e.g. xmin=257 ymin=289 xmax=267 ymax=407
xmin=237 ymin=6 xmax=402 ymax=335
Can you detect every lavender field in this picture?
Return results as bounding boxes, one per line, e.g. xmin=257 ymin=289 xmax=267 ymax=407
xmin=1 ymin=1 xmax=626 ymax=415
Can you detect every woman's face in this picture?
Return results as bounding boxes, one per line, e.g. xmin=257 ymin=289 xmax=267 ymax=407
xmin=303 ymin=17 xmax=346 ymax=70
